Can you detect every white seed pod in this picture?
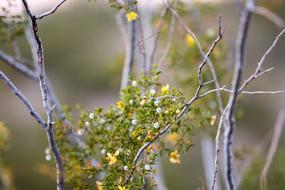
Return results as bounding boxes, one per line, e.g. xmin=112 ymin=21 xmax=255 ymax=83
xmin=131 ymin=119 xmax=137 ymax=125
xmin=154 ymin=122 xmax=160 ymax=129
xmin=144 ymin=164 xmax=151 ymax=171
xmin=44 ymin=148 xmax=50 ymax=155
xmin=156 ymin=107 xmax=162 ymax=114
xmin=150 ymin=89 xmax=156 ymax=95
xmin=132 ymin=80 xmax=137 ymax=87
xmin=123 ymin=165 xmax=129 ymax=171
xmin=89 ymin=113 xmax=95 ymax=119
xmin=85 ymin=121 xmax=90 ymax=127
xmin=101 ymin=149 xmax=106 ymax=155
xmin=77 ymin=128 xmax=85 ymax=136
xmin=154 ymin=99 xmax=160 ymax=106
xmin=45 ymin=154 xmax=52 ymax=161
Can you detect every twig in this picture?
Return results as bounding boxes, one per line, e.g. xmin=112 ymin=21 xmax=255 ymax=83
xmin=0 ymin=71 xmax=46 ymax=128
xmin=211 ymin=107 xmax=228 ymax=190
xmin=239 ymin=28 xmax=285 ymax=93
xmin=126 ymin=19 xmax=223 ymax=183
xmin=251 ymin=6 xmax=285 ymax=29
xmin=149 ymin=7 xmax=168 ymax=71
xmin=0 ymin=50 xmax=37 ymax=80
xmin=135 ymin=7 xmax=147 ymax=75
xmin=157 ymin=11 xmax=176 ymax=65
xmin=21 ymin=0 xmax=64 ymax=189
xmin=120 ymin=0 xmax=137 ymax=89
xmin=36 ymin=0 xmax=67 ymax=20
xmin=260 ymin=109 xmax=285 ymax=190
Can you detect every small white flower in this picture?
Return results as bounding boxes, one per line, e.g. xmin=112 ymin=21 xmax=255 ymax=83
xmin=150 ymin=89 xmax=156 ymax=95
xmin=106 ymin=126 xmax=112 ymax=131
xmin=123 ymin=165 xmax=129 ymax=171
xmin=99 ymin=118 xmax=105 ymax=124
xmin=77 ymin=128 xmax=85 ymax=136
xmin=129 ymin=127 xmax=133 ymax=132
xmin=132 ymin=80 xmax=137 ymax=87
xmin=154 ymin=99 xmax=160 ymax=106
xmin=101 ymin=149 xmax=106 ymax=155
xmin=45 ymin=154 xmax=52 ymax=161
xmin=144 ymin=164 xmax=151 ymax=171
xmin=132 ymin=119 xmax=137 ymax=125
xmin=154 ymin=122 xmax=160 ymax=129
xmin=85 ymin=121 xmax=90 ymax=127
xmin=44 ymin=148 xmax=50 ymax=154
xmin=129 ymin=99 xmax=134 ymax=105
xmin=89 ymin=113 xmax=95 ymax=119
xmin=172 ymin=97 xmax=176 ymax=102
xmin=156 ymin=107 xmax=162 ymax=114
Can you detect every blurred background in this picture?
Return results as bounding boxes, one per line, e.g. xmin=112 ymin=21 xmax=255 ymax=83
xmin=0 ymin=0 xmax=285 ymax=189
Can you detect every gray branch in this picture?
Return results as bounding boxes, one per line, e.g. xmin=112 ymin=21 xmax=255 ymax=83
xmin=0 ymin=71 xmax=46 ymax=129
xmin=224 ymin=1 xmax=253 ymax=189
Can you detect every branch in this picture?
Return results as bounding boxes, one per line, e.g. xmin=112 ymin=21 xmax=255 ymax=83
xmin=126 ymin=21 xmax=223 ymax=183
xmin=260 ymin=109 xmax=285 ymax=190
xmin=36 ymin=0 xmax=67 ymax=20
xmin=0 ymin=50 xmax=37 ymax=80
xmin=239 ymin=28 xmax=285 ymax=93
xmin=163 ymin=0 xmax=224 ymax=114
xmin=149 ymin=7 xmax=168 ymax=71
xmin=224 ymin=1 xmax=253 ymax=189
xmin=0 ymin=71 xmax=46 ymax=129
xmin=120 ymin=0 xmax=137 ymax=89
xmin=251 ymin=6 xmax=285 ymax=28
xmin=22 ymin=1 xmax=64 ymax=189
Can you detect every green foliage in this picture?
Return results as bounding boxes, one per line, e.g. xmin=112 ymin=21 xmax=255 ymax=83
xmin=54 ymin=65 xmax=216 ymax=189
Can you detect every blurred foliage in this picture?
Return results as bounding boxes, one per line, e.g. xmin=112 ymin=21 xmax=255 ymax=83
xmin=241 ymin=150 xmax=285 ymax=190
xmin=0 ymin=122 xmax=15 ymax=190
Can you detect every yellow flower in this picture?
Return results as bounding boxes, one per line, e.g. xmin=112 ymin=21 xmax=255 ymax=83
xmin=126 ymin=11 xmax=138 ymax=22
xmin=169 ymin=150 xmax=181 ymax=164
xmin=96 ymin=181 xmax=103 ymax=190
xmin=118 ymin=186 xmax=128 ymax=190
xmin=176 ymin=109 xmax=181 ymax=114
xmin=165 ymin=133 xmax=178 ymax=145
xmin=116 ymin=101 xmax=125 ymax=111
xmin=210 ymin=115 xmax=217 ymax=126
xmin=185 ymin=34 xmax=195 ymax=48
xmin=106 ymin=153 xmax=117 ymax=165
xmin=161 ymin=84 xmax=169 ymax=94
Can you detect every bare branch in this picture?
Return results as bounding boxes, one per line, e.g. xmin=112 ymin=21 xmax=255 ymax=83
xmin=260 ymin=110 xmax=285 ymax=190
xmin=251 ymin=6 xmax=285 ymax=28
xmin=0 ymin=50 xmax=37 ymax=80
xmin=239 ymin=28 xmax=285 ymax=93
xmin=36 ymin=0 xmax=67 ymax=20
xmin=120 ymin=1 xmax=137 ymax=89
xmin=149 ymin=7 xmax=168 ymax=71
xmin=224 ymin=1 xmax=253 ymax=189
xmin=211 ymin=107 xmax=228 ymax=190
xmin=0 ymin=71 xmax=46 ymax=129
xmin=22 ymin=0 xmax=64 ymax=189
